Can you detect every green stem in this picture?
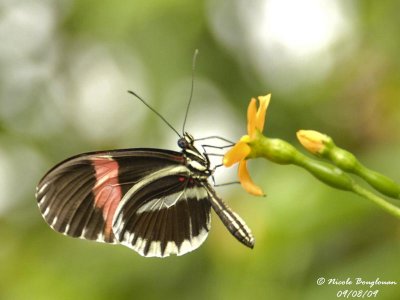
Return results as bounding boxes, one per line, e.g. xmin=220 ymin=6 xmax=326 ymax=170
xmin=251 ymin=134 xmax=400 ymax=219
xmin=253 ymin=135 xmax=355 ymax=191
xmin=292 ymin=152 xmax=354 ymax=191
xmin=351 ymin=184 xmax=400 ymax=218
xmin=323 ymin=144 xmax=400 ymax=199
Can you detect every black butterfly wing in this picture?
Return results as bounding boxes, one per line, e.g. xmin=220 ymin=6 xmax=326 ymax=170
xmin=36 ymin=149 xmax=211 ymax=255
xmin=36 ymin=154 xmax=117 ymax=243
xmin=113 ymin=171 xmax=211 ymax=257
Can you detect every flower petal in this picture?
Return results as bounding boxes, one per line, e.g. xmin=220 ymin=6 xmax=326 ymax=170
xmin=238 ymin=160 xmax=265 ymax=196
xmin=247 ymin=98 xmax=257 ymax=136
xmin=255 ymin=94 xmax=271 ymax=132
xmin=223 ymin=141 xmax=251 ymax=167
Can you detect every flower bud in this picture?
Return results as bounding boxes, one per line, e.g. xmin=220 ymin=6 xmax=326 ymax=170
xmin=296 ymin=130 xmax=332 ymax=155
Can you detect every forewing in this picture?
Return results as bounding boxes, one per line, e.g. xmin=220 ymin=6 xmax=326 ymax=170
xmin=36 ymin=149 xmax=184 ymax=244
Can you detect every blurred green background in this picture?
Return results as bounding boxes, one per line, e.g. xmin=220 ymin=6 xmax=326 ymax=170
xmin=0 ymin=0 xmax=399 ymax=299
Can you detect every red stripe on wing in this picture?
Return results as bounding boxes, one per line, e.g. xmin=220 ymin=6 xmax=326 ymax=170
xmin=91 ymin=157 xmax=123 ymax=241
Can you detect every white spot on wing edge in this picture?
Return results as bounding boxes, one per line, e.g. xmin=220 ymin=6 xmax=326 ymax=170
xmin=96 ymin=232 xmax=105 ymax=242
xmin=37 ymin=182 xmax=49 ymax=197
xmin=37 ymin=195 xmax=46 ymax=208
xmin=147 ymin=241 xmax=162 ymax=257
xmin=79 ymin=228 xmax=87 ymax=239
xmin=163 ymin=241 xmax=179 ymax=257
xmin=135 ymin=237 xmax=147 ymax=256
xmin=43 ymin=206 xmax=50 ymax=217
xmin=118 ymin=227 xmax=210 ymax=257
xmin=64 ymin=224 xmax=70 ymax=234
xmin=177 ymin=227 xmax=209 ymax=256
xmin=50 ymin=216 xmax=58 ymax=227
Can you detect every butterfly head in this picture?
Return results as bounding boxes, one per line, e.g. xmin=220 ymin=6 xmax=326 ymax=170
xmin=178 ymin=132 xmax=195 ymax=150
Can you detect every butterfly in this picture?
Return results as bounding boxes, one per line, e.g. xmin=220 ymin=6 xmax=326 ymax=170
xmin=35 ymin=56 xmax=255 ymax=257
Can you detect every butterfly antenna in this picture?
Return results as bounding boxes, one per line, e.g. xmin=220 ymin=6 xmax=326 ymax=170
xmin=182 ymin=49 xmax=199 ymax=134
xmin=127 ymin=90 xmax=181 ymax=138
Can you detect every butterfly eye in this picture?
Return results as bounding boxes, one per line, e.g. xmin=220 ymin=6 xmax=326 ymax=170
xmin=177 ymin=138 xmax=187 ymax=149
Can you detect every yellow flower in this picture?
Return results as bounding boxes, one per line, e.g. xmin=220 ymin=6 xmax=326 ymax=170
xmin=223 ymin=94 xmax=271 ymax=196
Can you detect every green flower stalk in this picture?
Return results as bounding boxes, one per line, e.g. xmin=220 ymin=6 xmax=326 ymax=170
xmin=223 ymin=95 xmax=400 ymax=219
xmin=297 ymin=130 xmax=400 ymax=199
xmin=250 ymin=134 xmax=355 ymax=191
